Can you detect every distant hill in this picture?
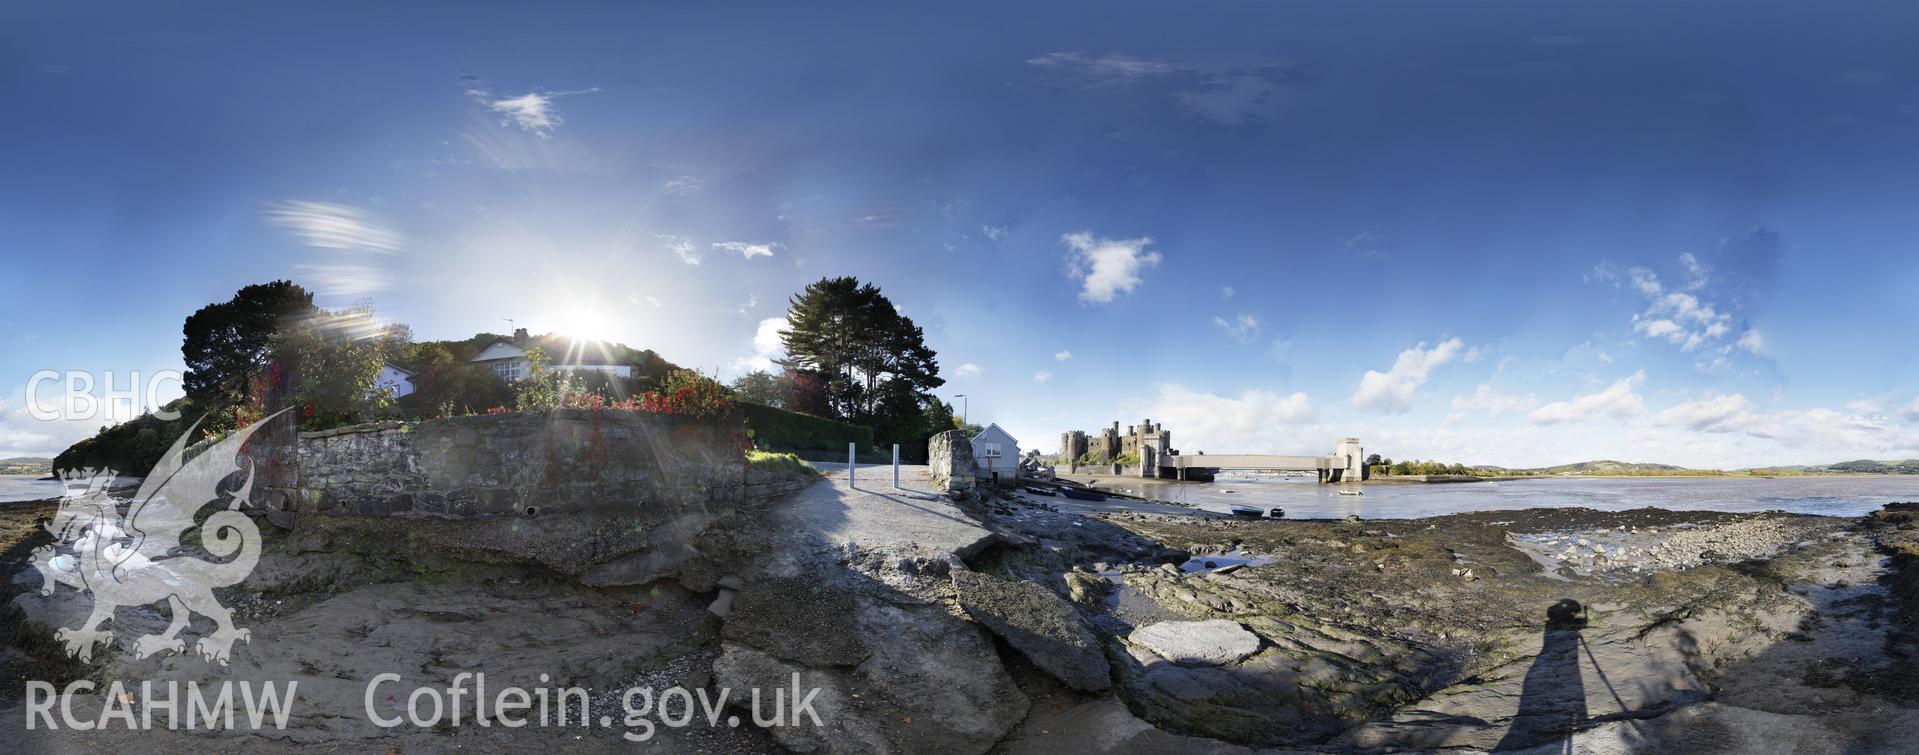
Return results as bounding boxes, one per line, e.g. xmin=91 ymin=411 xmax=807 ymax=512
xmin=1484 ymin=458 xmax=1919 ymax=476
xmin=1743 ymin=459 xmax=1919 ymax=475
xmin=1524 ymin=460 xmax=1693 ymax=475
xmin=0 ymin=457 xmax=52 ymax=475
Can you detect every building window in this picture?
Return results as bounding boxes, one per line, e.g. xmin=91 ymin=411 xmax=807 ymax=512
xmin=492 ymin=361 xmax=524 ymax=381
xmin=982 ymin=442 xmax=1001 ymax=458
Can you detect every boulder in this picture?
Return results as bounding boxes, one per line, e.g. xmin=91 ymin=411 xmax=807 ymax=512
xmin=928 ymin=430 xmax=976 ymax=492
xmin=1128 ymin=619 xmax=1262 ymax=666
xmin=714 ymin=595 xmax=1029 ymax=754
xmin=952 ymin=570 xmax=1112 ymax=691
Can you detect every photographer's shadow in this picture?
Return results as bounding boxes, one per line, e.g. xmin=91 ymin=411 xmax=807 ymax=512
xmin=1494 ymin=598 xmax=1589 ymax=753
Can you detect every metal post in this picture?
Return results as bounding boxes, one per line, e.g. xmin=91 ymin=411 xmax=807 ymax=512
xmin=892 ymin=444 xmax=901 ymax=489
xmin=848 ymin=442 xmax=857 ymax=490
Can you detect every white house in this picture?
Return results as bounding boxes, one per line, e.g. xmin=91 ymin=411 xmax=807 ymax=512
xmin=376 ymin=363 xmax=416 ymax=398
xmin=471 ymin=338 xmax=634 ymax=381
xmin=970 ymin=424 xmax=1021 ymax=487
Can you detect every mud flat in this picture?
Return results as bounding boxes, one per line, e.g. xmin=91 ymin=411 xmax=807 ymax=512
xmin=3 ymin=480 xmax=1917 ymax=753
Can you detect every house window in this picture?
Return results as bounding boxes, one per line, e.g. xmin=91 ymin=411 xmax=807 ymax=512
xmin=492 ymin=361 xmax=524 ymax=381
xmin=982 ymin=442 xmax=1002 ymax=458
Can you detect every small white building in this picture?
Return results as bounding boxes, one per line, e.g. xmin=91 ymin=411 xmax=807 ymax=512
xmin=471 ymin=338 xmax=634 ymax=381
xmin=376 ymin=363 xmax=416 ymax=398
xmin=970 ymin=424 xmax=1021 ymax=487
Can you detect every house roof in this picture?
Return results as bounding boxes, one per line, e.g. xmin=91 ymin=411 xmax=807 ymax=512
xmin=971 ymin=423 xmax=1019 ymax=446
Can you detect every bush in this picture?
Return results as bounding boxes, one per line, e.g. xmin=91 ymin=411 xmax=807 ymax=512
xmin=746 ymin=450 xmax=820 ymax=478
xmin=738 ymin=402 xmax=873 ymax=454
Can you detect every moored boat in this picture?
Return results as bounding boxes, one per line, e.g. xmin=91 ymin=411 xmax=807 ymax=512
xmin=1059 ymin=487 xmax=1107 ymax=501
xmin=1023 ymin=485 xmax=1057 ymax=496
xmin=1229 ymin=504 xmax=1264 ymax=517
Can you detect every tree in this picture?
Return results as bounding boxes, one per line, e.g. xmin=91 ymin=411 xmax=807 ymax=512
xmin=1365 ymin=453 xmax=1383 ymax=467
xmin=398 ymin=342 xmax=511 ymax=417
xmin=780 ymin=277 xmax=944 ymax=422
xmin=277 ymin=304 xmax=408 ymax=429
xmin=778 ymin=367 xmax=832 ymax=417
xmin=730 ymin=370 xmax=783 ymax=407
xmin=182 ymin=281 xmax=315 ymax=431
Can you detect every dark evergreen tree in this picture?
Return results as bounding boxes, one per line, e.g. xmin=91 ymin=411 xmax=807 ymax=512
xmin=181 ymin=280 xmax=315 ymax=431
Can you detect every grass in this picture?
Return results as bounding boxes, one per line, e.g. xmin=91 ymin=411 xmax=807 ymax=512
xmin=747 ymin=450 xmax=821 ymax=477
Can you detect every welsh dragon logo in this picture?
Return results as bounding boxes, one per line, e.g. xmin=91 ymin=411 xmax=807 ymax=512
xmin=31 ymin=413 xmax=282 ymax=665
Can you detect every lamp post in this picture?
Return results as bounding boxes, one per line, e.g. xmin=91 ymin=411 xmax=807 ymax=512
xmin=954 ymin=394 xmax=968 ymax=429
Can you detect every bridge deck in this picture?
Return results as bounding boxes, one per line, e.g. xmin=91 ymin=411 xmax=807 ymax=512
xmin=1166 ymin=454 xmax=1329 ymax=470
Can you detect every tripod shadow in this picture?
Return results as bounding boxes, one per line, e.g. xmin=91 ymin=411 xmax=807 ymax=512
xmin=1495 ymin=598 xmax=1589 ymax=753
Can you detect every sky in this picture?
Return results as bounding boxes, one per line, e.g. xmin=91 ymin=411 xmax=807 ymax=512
xmin=3 ymin=1 xmax=1918 ymax=468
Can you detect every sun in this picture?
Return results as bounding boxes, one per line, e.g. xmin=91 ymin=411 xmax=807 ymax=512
xmin=557 ymin=307 xmax=615 ymax=344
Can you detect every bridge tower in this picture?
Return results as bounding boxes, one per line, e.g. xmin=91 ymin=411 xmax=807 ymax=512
xmin=1334 ymin=437 xmax=1364 ymax=482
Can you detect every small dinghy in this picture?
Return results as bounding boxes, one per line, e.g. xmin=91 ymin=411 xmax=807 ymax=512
xmin=1337 ymin=489 xmax=1363 ymax=496
xmin=1023 ymin=486 xmax=1057 ymax=496
xmin=1268 ymin=508 xmax=1285 ymax=519
xmin=1059 ymin=487 xmax=1107 ymax=502
xmin=1229 ymin=504 xmax=1264 ymax=517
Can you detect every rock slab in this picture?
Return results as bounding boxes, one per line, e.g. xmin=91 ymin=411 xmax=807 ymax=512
xmin=1128 ymin=619 xmax=1262 ymax=666
xmin=952 ymin=570 xmax=1112 ymax=691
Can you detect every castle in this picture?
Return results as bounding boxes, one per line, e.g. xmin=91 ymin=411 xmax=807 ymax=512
xmin=1060 ymin=419 xmax=1174 ymax=464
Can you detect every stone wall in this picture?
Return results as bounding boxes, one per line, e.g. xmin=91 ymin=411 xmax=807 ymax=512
xmin=276 ymin=409 xmax=749 ymax=519
xmin=927 ymin=430 xmax=975 ymax=492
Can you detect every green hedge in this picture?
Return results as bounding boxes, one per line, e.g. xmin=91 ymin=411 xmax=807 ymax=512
xmin=739 ymin=402 xmax=874 ymax=454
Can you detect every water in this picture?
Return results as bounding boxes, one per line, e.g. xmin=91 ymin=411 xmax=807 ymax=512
xmin=0 ymin=474 xmax=62 ymax=503
xmin=1091 ymin=474 xmax=1919 ymax=519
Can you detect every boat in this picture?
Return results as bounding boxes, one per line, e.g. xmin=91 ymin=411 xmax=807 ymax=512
xmin=1059 ymin=487 xmax=1108 ymax=502
xmin=1023 ymin=485 xmax=1057 ymax=496
xmin=1268 ymin=508 xmax=1285 ymax=519
xmin=1229 ymin=504 xmax=1264 ymax=517
xmin=1337 ymin=489 xmax=1364 ymax=496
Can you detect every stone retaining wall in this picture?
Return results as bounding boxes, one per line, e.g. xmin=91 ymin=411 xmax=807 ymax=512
xmin=271 ymin=409 xmax=754 ymax=519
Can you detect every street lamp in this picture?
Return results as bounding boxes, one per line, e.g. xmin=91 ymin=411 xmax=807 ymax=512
xmin=954 ymin=394 xmax=968 ymax=429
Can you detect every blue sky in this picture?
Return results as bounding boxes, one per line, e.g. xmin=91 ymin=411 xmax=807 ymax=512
xmin=4 ymin=1 xmax=1918 ymax=467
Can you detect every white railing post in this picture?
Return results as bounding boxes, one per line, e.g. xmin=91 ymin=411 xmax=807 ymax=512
xmin=892 ymin=444 xmax=901 ymax=489
xmin=848 ymin=442 xmax=857 ymax=490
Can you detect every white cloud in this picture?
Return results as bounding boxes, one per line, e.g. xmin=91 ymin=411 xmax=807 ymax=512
xmin=955 ymin=363 xmax=982 ymax=378
xmin=1737 ymin=329 xmax=1766 ymax=355
xmin=1899 ymin=400 xmax=1919 ymax=423
xmin=1351 ymin=338 xmax=1465 ymax=414
xmin=1026 ymin=52 xmax=1177 ymax=84
xmin=469 ymin=87 xmax=599 ymax=138
xmin=1654 ymin=393 xmax=1765 ymax=434
xmin=1212 ymin=314 xmax=1261 ymax=344
xmin=1033 ymin=370 xmax=1053 ymax=383
xmin=1062 ymin=231 xmax=1162 ymax=304
xmin=262 ymin=200 xmax=404 ymax=253
xmin=657 ymin=234 xmax=700 ymax=265
xmin=292 ymin=263 xmax=390 ymax=298
xmin=712 ymin=241 xmax=781 ymax=259
xmin=981 ymin=225 xmax=1007 ymax=241
xmin=735 ymin=294 xmax=759 ymax=314
xmin=1678 ymin=252 xmax=1709 ymax=289
xmin=662 ymin=176 xmax=705 ymax=195
xmin=1451 ymin=384 xmax=1539 ymax=418
xmin=731 ymin=316 xmax=789 ymax=373
xmin=1617 ymin=261 xmax=1746 ymax=356
xmin=1054 ymin=350 xmax=1073 ymax=362
xmin=1130 ymin=384 xmax=1315 ymax=453
xmin=1529 ymin=371 xmax=1647 ymax=425
xmin=1220 ymin=286 xmax=1235 ymax=298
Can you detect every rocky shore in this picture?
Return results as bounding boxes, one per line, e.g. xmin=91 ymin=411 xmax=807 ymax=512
xmin=3 ymin=474 xmax=1916 ymax=753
